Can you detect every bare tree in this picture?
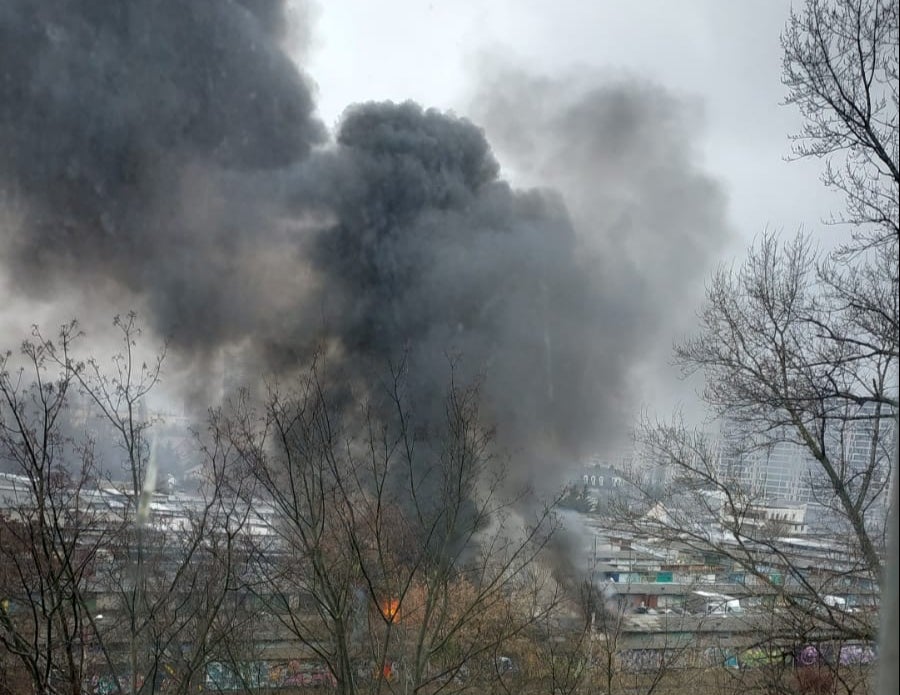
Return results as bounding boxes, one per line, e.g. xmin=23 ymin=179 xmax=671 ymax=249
xmin=782 ymin=0 xmax=899 ymax=250
xmin=71 ymin=317 xmax=255 ymax=695
xmin=614 ymin=419 xmax=880 ymax=692
xmin=344 ymin=367 xmax=559 ymax=695
xmin=615 ymin=284 xmax=891 ymax=688
xmin=676 ymin=232 xmax=895 ymax=581
xmin=606 ymin=23 xmax=898 ymax=673
xmin=217 ymin=358 xmax=561 ymax=695
xmin=0 ymin=324 xmax=121 ymax=695
xmin=784 ymin=14 xmax=900 ymax=690
xmin=603 ymin=240 xmax=892 ymax=681
xmin=215 ymin=367 xmax=364 ymax=694
xmin=0 ymin=317 xmax=253 ymax=695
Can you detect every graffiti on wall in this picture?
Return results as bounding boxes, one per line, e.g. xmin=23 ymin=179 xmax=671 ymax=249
xmin=206 ymin=660 xmax=337 ymax=690
xmin=794 ymin=643 xmax=876 ymax=667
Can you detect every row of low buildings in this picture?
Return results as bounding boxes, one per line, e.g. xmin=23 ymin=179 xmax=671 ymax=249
xmin=552 ymin=520 xmax=882 ymax=678
xmin=1 ymin=419 xmax=886 ymax=694
xmin=547 ymin=478 xmax=884 ymax=676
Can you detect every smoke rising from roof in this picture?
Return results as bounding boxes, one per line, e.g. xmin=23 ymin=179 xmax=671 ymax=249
xmin=0 ymin=2 xmax=731 ymax=497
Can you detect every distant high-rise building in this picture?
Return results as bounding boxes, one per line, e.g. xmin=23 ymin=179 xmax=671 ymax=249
xmin=717 ymin=426 xmax=816 ymax=502
xmin=715 ymin=402 xmax=895 ymax=521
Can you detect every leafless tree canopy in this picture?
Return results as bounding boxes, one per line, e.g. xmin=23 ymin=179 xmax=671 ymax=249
xmin=782 ymin=0 xmax=899 ymax=250
xmin=2 ymin=324 xmax=573 ymax=695
xmin=597 ymin=2 xmax=899 ymax=692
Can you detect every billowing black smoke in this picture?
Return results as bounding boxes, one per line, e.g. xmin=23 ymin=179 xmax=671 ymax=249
xmin=0 ymin=0 xmax=323 ymax=351
xmin=0 ymin=1 xmax=731 ymax=502
xmin=297 ymin=102 xmax=606 ymax=472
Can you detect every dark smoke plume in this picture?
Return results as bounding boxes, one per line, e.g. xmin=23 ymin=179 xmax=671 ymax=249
xmin=299 ymin=101 xmax=609 ymax=476
xmin=0 ymin=0 xmax=324 ymax=356
xmin=1 ymin=2 xmax=731 ymax=510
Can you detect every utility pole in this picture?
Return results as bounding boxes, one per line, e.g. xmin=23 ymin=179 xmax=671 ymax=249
xmin=586 ymin=534 xmax=597 ymax=692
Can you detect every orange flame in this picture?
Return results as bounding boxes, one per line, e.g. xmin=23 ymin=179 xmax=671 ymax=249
xmin=380 ymin=598 xmax=400 ymax=623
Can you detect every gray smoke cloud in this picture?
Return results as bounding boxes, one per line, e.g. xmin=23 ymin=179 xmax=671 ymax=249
xmin=0 ymin=3 xmax=731 ymax=509
xmin=465 ymin=61 xmax=735 ymax=581
xmin=469 ymin=61 xmax=733 ymax=424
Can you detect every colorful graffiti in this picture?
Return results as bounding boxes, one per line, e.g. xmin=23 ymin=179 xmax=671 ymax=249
xmin=838 ymin=644 xmax=876 ymax=665
xmin=89 ymin=673 xmax=145 ymax=695
xmin=271 ymin=661 xmax=338 ymax=688
xmin=618 ymin=649 xmax=665 ymax=672
xmin=796 ymin=645 xmax=825 ymax=667
xmin=794 ymin=643 xmax=877 ymax=667
xmin=613 ymin=643 xmax=875 ymax=675
xmin=88 ymin=659 xmax=352 ymax=692
xmin=739 ymin=647 xmax=787 ymax=667
xmin=206 ymin=660 xmax=337 ymax=690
